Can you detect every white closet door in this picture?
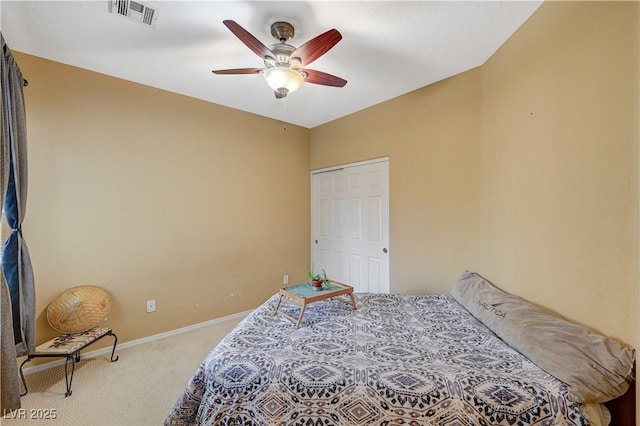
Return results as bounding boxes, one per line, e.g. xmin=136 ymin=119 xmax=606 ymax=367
xmin=311 ymin=159 xmax=389 ymax=293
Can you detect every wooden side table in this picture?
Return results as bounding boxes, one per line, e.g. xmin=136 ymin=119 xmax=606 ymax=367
xmin=274 ymin=280 xmax=356 ymax=328
xmin=19 ymin=327 xmax=118 ymax=397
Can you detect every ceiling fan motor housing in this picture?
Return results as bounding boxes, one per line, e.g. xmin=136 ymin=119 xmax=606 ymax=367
xmin=265 ymin=43 xmax=301 ymax=68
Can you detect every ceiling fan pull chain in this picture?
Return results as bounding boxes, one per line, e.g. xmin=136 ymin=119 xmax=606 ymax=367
xmin=281 ymin=97 xmax=287 ymax=131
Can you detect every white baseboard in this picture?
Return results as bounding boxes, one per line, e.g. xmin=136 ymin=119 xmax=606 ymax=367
xmin=20 ymin=309 xmax=252 ymax=376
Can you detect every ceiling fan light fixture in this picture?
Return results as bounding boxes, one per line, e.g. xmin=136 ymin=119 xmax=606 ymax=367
xmin=214 ymin=20 xmax=346 ymax=100
xmin=263 ymin=67 xmax=304 ymax=94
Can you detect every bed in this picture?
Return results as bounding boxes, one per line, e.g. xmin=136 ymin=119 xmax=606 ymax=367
xmin=165 ymin=272 xmax=635 ymax=425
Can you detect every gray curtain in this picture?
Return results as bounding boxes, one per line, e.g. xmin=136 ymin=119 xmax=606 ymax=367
xmin=0 ymin=32 xmax=33 ymax=412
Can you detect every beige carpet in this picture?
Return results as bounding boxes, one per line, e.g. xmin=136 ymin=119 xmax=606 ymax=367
xmin=2 ymin=315 xmax=244 ymax=426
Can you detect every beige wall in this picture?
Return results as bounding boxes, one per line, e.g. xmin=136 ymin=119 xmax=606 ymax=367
xmin=479 ymin=1 xmax=638 ymax=341
xmin=14 ymin=53 xmax=311 ymax=346
xmin=311 ymin=1 xmax=639 ymax=348
xmin=478 ymin=3 xmax=638 ymax=418
xmin=310 ymin=69 xmax=482 ymax=295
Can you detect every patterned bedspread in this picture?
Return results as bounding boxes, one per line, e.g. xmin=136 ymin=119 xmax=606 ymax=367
xmin=165 ymin=293 xmax=594 ymax=425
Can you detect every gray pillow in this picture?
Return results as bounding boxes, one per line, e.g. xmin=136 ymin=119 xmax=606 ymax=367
xmin=450 ymin=271 xmax=635 ymax=404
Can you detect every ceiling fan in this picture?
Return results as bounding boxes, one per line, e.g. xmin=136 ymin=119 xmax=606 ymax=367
xmin=212 ymin=20 xmax=347 ymax=99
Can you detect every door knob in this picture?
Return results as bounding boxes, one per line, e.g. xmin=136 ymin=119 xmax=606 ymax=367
xmin=383 ymin=248 xmax=388 ymax=253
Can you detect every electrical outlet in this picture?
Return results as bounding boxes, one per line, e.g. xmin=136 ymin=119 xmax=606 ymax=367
xmin=283 ymin=275 xmax=289 ymax=284
xmin=146 ymin=299 xmax=156 ymax=313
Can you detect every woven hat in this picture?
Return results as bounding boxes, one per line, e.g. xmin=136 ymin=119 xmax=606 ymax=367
xmin=46 ymin=285 xmax=112 ymax=334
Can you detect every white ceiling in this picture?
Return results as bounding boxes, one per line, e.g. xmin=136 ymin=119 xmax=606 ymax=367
xmin=1 ymin=1 xmax=542 ymax=129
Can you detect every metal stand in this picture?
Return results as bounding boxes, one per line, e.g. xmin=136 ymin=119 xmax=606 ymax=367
xmin=19 ymin=329 xmax=119 ymax=397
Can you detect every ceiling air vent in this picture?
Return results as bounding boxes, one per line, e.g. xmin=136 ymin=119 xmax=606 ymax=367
xmin=108 ymin=0 xmax=159 ymax=28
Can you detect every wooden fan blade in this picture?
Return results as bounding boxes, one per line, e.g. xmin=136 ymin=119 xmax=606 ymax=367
xmin=223 ymin=20 xmax=275 ymax=60
xmin=291 ymin=29 xmax=342 ymax=66
xmin=303 ymin=69 xmax=347 ymax=87
xmin=212 ymin=68 xmax=262 ymax=75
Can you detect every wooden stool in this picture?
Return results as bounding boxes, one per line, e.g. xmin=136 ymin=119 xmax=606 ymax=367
xmin=19 ymin=327 xmax=118 ymax=397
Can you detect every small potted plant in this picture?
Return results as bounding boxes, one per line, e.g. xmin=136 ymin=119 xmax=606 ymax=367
xmin=306 ymin=264 xmax=328 ymax=291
